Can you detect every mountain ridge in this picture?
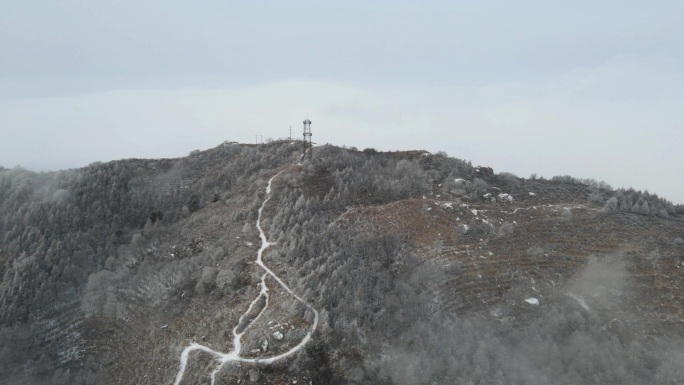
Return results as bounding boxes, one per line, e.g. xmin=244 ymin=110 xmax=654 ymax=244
xmin=1 ymin=141 xmax=683 ymax=384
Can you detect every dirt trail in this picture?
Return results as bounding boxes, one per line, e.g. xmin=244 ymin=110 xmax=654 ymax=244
xmin=173 ymin=169 xmax=319 ymax=385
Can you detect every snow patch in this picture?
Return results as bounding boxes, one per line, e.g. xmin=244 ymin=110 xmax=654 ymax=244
xmin=525 ymin=298 xmax=540 ymax=306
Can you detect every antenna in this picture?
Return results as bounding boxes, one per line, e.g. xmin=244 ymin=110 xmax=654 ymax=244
xmin=303 ymin=119 xmax=312 ymax=159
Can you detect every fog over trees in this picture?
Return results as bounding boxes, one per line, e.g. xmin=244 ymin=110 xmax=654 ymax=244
xmin=1 ymin=142 xmax=683 ymax=384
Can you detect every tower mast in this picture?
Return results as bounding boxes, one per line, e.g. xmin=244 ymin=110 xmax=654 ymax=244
xmin=303 ymin=119 xmax=312 ymax=158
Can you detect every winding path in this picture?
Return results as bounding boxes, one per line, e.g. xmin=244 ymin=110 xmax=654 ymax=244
xmin=173 ymin=169 xmax=319 ymax=385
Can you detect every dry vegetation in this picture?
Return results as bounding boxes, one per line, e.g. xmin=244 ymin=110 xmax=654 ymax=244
xmin=1 ymin=142 xmax=683 ymax=384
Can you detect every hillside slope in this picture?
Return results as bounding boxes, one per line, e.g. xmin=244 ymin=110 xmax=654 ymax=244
xmin=1 ymin=142 xmax=683 ymax=384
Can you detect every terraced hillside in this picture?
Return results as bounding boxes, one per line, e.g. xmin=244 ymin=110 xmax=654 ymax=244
xmin=1 ymin=142 xmax=683 ymax=384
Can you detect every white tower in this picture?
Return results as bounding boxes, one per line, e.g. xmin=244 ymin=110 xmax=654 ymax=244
xmin=303 ymin=119 xmax=312 ymax=158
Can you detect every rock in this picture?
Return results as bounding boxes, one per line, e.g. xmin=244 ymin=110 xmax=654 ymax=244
xmin=261 ymin=339 xmax=269 ymax=352
xmin=273 ymin=331 xmax=284 ymax=340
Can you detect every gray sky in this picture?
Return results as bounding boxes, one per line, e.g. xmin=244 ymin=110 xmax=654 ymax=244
xmin=1 ymin=1 xmax=683 ymax=203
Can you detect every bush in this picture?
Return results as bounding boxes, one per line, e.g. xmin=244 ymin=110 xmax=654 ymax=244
xmin=526 ymin=246 xmax=545 ymax=258
xmin=604 ymin=197 xmax=618 ymax=211
xmin=498 ymin=172 xmax=521 ymax=190
xmin=588 ymin=192 xmax=605 ymax=204
xmin=551 ymin=175 xmax=612 ymax=191
xmin=608 ymin=188 xmax=676 ymax=217
xmin=464 ymin=178 xmax=489 ymax=200
xmin=216 ymin=269 xmax=236 ymax=290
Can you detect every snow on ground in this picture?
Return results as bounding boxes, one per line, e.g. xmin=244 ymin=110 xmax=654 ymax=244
xmin=525 ymin=298 xmax=540 ymax=306
xmin=173 ymin=170 xmax=319 ymax=385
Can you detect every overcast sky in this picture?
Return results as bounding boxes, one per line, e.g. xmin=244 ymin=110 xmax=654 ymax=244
xmin=1 ymin=1 xmax=683 ymax=203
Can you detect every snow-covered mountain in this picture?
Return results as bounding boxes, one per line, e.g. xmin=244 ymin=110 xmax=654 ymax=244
xmin=1 ymin=141 xmax=683 ymax=384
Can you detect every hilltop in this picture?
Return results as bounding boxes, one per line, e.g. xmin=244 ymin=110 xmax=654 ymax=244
xmin=1 ymin=141 xmax=683 ymax=384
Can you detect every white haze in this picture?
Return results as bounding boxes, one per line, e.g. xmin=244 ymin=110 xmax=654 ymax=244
xmin=0 ymin=1 xmax=682 ymax=203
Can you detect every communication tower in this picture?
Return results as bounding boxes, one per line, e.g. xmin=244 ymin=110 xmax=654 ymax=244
xmin=303 ymin=119 xmax=312 ymax=158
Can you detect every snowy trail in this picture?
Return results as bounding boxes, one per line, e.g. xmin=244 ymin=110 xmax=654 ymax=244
xmin=173 ymin=169 xmax=319 ymax=385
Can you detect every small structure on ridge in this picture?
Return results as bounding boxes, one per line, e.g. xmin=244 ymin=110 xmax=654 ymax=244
xmin=303 ymin=119 xmax=313 ymax=159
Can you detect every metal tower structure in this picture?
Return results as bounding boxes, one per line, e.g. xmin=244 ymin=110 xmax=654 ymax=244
xmin=303 ymin=119 xmax=312 ymax=158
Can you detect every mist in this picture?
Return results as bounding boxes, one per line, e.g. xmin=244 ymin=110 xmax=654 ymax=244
xmin=374 ymin=255 xmax=683 ymax=385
